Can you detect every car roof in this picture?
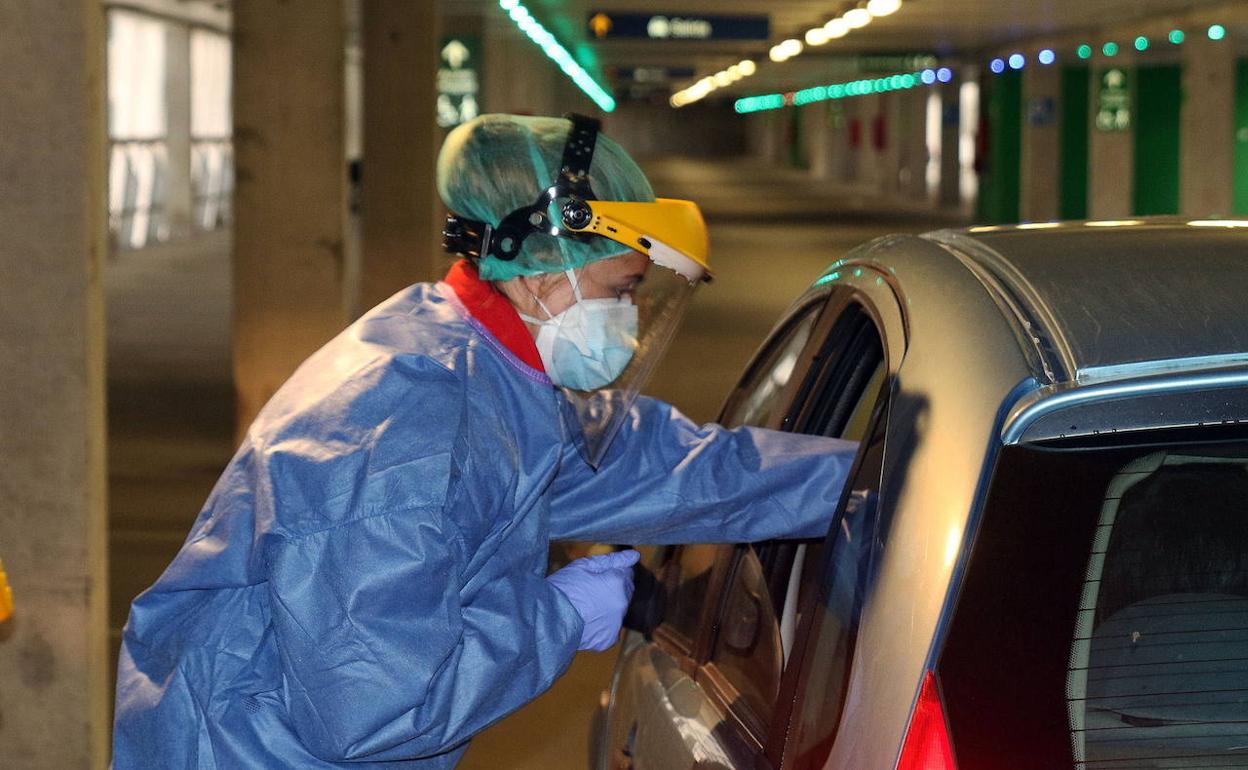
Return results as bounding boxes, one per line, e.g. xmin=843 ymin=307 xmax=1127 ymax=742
xmin=925 ymin=219 xmax=1248 ymax=387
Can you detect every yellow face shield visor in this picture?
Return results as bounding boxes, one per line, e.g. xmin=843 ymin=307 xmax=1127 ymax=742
xmin=557 ymin=197 xmax=711 ymax=283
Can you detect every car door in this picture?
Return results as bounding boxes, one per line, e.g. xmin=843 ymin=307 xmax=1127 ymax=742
xmin=598 ymin=270 xmax=906 ymax=770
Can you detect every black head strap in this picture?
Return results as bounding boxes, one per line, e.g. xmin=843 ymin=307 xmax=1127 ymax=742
xmin=443 ymin=113 xmax=603 ymax=263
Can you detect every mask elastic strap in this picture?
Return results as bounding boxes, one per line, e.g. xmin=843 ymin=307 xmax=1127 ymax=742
xmin=565 ymin=268 xmax=584 ymax=303
xmin=518 ymin=268 xmax=583 ymax=325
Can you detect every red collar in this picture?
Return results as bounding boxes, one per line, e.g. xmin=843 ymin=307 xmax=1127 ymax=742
xmin=443 ymin=260 xmax=545 ymax=373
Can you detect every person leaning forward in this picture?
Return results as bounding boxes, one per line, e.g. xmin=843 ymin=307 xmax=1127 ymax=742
xmin=112 ymin=113 xmax=857 ymax=768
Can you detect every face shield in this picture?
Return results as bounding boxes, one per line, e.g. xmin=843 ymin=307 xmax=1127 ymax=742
xmin=443 ymin=114 xmax=712 ymax=467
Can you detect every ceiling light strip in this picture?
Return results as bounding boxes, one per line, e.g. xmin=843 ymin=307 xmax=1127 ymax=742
xmin=498 ymin=0 xmax=615 ymax=112
xmin=731 ymin=20 xmax=1235 ymax=114
xmin=735 ymin=67 xmax=953 ymax=114
xmin=674 ymin=0 xmax=910 ymax=109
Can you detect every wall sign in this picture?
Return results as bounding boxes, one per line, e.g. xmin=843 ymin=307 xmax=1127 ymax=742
xmin=437 ymin=37 xmax=480 ymax=128
xmin=587 ymin=12 xmax=769 ymax=41
xmin=1096 ymin=68 xmax=1131 ymax=132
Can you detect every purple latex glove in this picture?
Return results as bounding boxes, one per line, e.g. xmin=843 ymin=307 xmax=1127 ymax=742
xmin=547 ymin=550 xmax=641 ymax=651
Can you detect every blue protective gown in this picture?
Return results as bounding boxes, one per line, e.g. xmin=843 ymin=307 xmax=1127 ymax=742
xmin=113 ymin=273 xmax=857 ymax=768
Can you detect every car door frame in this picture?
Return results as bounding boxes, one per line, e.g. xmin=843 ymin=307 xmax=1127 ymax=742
xmin=760 ymin=258 xmax=911 ymax=770
xmin=665 ymin=256 xmax=911 ymax=767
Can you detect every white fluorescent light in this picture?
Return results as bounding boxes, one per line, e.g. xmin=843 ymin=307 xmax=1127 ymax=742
xmin=824 ymin=18 xmax=850 ymax=38
xmin=844 ymin=8 xmax=872 ymax=28
xmin=867 ymin=0 xmax=902 ymax=17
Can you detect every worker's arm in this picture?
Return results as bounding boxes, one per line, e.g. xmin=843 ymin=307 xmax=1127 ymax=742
xmin=548 ymin=395 xmax=858 ymax=544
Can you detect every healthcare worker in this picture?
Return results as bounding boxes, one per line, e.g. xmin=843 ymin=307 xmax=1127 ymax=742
xmin=113 ymin=114 xmax=857 ymax=768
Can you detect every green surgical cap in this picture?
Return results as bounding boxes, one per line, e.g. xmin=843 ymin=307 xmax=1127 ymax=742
xmin=437 ymin=114 xmax=656 ymax=281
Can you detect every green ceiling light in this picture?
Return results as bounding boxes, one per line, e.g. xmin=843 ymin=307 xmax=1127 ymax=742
xmin=1102 ymin=42 xmax=1119 ymax=57
xmin=1134 ymin=36 xmax=1149 ymax=51
xmin=1208 ymin=24 xmax=1227 ymax=41
xmin=1077 ymin=44 xmax=1093 ymax=59
xmin=1169 ymin=29 xmax=1185 ymax=44
xmin=497 ymin=0 xmax=614 ymax=112
xmin=734 ymin=66 xmax=938 ymax=114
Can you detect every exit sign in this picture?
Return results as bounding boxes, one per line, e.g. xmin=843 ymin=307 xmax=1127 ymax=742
xmin=587 ymin=12 xmax=769 ymax=41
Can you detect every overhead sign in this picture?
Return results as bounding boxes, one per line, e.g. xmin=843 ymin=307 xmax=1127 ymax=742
xmin=1096 ymin=68 xmax=1131 ymax=132
xmin=855 ymin=55 xmax=938 ymax=73
xmin=611 ymin=66 xmax=696 ymax=83
xmin=587 ymin=12 xmax=769 ymax=41
xmin=437 ymin=37 xmax=480 ymax=129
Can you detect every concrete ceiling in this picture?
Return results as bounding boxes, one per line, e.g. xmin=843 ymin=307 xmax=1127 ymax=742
xmin=478 ymin=0 xmax=1244 ymax=98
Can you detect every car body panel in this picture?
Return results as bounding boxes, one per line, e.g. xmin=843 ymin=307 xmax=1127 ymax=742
xmin=595 ymin=220 xmax=1248 ymax=770
xmin=603 ymin=637 xmax=757 ymax=770
xmin=816 ymin=234 xmax=1034 ymax=770
xmin=953 ymin=221 xmax=1248 ymax=380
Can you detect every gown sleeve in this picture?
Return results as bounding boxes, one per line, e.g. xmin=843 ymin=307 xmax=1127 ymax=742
xmin=548 ymin=395 xmax=859 ymax=544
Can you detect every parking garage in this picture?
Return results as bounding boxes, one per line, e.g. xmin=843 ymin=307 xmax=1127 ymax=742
xmin=3 ymin=1 xmax=1248 ymax=767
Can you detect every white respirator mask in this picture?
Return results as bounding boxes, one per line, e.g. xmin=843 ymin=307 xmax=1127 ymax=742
xmin=520 ymin=269 xmax=639 ymax=391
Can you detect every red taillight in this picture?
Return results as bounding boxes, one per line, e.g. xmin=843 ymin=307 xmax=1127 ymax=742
xmin=896 ymin=671 xmax=957 ymax=770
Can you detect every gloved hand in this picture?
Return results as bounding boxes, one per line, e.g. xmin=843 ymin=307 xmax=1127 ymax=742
xmin=547 ymin=549 xmax=641 ymax=651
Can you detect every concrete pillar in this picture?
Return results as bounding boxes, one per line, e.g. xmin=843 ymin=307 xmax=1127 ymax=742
xmin=357 ymin=0 xmax=441 ymax=314
xmin=483 ymin=13 xmax=557 ymax=117
xmin=1182 ymin=37 xmax=1236 ymax=216
xmin=802 ymin=102 xmax=832 ymax=180
xmin=165 ymin=22 xmax=193 ymax=239
xmin=1021 ymin=62 xmax=1061 ymax=221
xmin=934 ymin=80 xmax=959 ymax=208
xmin=832 ymin=101 xmax=850 ymax=185
xmin=879 ymin=92 xmax=903 ymax=196
xmin=899 ymin=87 xmax=930 ymax=201
xmin=1088 ymin=65 xmax=1134 ymax=219
xmin=852 ymin=93 xmax=880 ymax=191
xmin=748 ymin=111 xmax=785 ymax=165
xmin=0 ymin=2 xmax=109 ymax=767
xmin=233 ymin=0 xmax=347 ymax=431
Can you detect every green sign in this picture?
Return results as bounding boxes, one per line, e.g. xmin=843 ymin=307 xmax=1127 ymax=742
xmin=855 ymin=54 xmax=938 ymax=73
xmin=437 ymin=37 xmax=480 ymax=128
xmin=1096 ymin=68 xmax=1131 ymax=132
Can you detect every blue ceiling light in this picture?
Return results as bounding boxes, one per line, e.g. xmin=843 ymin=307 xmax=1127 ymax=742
xmin=1038 ymin=49 xmax=1056 ymax=65
xmin=1008 ymin=53 xmax=1025 ymax=70
xmin=921 ymin=68 xmax=937 ymax=85
xmin=497 ymin=0 xmax=614 ymax=112
xmin=990 ymin=58 xmax=1006 ymax=74
xmin=936 ymin=67 xmax=953 ymax=83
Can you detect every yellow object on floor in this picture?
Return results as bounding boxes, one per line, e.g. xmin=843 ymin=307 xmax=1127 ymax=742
xmin=0 ymin=558 xmax=12 ymax=623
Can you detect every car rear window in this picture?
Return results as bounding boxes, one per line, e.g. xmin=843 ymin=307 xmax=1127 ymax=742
xmin=937 ymin=438 xmax=1248 ymax=770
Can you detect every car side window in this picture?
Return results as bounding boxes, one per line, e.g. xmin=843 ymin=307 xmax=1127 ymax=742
xmin=705 ymin=303 xmax=888 ymax=739
xmin=787 ymin=400 xmax=888 ymax=769
xmin=719 ymin=299 xmax=823 ymax=430
xmin=664 ymin=543 xmax=720 ymax=646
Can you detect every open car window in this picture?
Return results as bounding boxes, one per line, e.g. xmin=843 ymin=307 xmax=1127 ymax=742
xmin=700 ymin=302 xmax=888 ymax=743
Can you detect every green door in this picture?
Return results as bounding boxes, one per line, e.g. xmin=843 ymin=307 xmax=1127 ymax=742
xmin=1060 ymin=65 xmax=1090 ymax=220
xmin=1133 ymin=64 xmax=1182 ymax=216
xmin=977 ymin=70 xmax=1022 ymax=223
xmin=1235 ymin=59 xmax=1248 ymax=215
